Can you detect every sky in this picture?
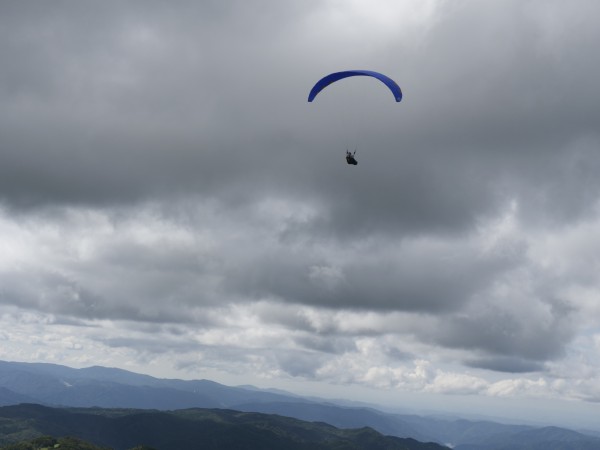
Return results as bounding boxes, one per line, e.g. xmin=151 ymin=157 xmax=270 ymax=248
xmin=1 ymin=0 xmax=600 ymax=431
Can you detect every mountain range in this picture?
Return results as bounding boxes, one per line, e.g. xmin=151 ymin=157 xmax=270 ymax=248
xmin=0 ymin=403 xmax=447 ymax=450
xmin=1 ymin=360 xmax=599 ymax=449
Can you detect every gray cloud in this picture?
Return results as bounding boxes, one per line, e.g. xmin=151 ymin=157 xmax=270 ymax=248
xmin=465 ymin=357 xmax=545 ymax=374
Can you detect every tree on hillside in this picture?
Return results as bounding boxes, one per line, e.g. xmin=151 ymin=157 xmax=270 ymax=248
xmin=0 ymin=435 xmax=110 ymax=450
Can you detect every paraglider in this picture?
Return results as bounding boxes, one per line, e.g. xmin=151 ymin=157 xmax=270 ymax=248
xmin=346 ymin=149 xmax=357 ymax=165
xmin=308 ymin=70 xmax=402 ymax=166
xmin=308 ymin=70 xmax=402 ymax=103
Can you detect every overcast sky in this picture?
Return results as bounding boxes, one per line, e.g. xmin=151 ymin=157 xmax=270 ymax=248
xmin=1 ymin=0 xmax=600 ymax=430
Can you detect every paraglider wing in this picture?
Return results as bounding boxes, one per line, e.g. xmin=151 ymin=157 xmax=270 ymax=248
xmin=308 ymin=70 xmax=402 ymax=102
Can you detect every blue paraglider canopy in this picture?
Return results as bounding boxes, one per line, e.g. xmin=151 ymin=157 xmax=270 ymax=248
xmin=308 ymin=70 xmax=402 ymax=102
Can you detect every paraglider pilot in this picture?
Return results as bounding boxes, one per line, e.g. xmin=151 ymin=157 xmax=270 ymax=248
xmin=346 ymin=150 xmax=358 ymax=165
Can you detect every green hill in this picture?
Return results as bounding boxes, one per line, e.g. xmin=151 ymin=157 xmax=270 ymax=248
xmin=0 ymin=404 xmax=448 ymax=450
xmin=0 ymin=435 xmax=111 ymax=450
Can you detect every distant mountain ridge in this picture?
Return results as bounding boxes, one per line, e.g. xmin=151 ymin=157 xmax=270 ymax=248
xmin=0 ymin=360 xmax=305 ymax=410
xmin=1 ymin=360 xmax=599 ymax=450
xmin=0 ymin=386 xmax=36 ymax=406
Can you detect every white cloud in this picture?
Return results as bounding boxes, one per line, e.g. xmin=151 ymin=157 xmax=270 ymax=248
xmin=487 ymin=378 xmax=548 ymax=397
xmin=425 ymin=371 xmax=488 ymax=395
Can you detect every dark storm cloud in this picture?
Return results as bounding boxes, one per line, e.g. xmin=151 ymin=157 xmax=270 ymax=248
xmin=0 ymin=0 xmax=315 ymax=208
xmin=2 ymin=0 xmax=599 ymax=233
